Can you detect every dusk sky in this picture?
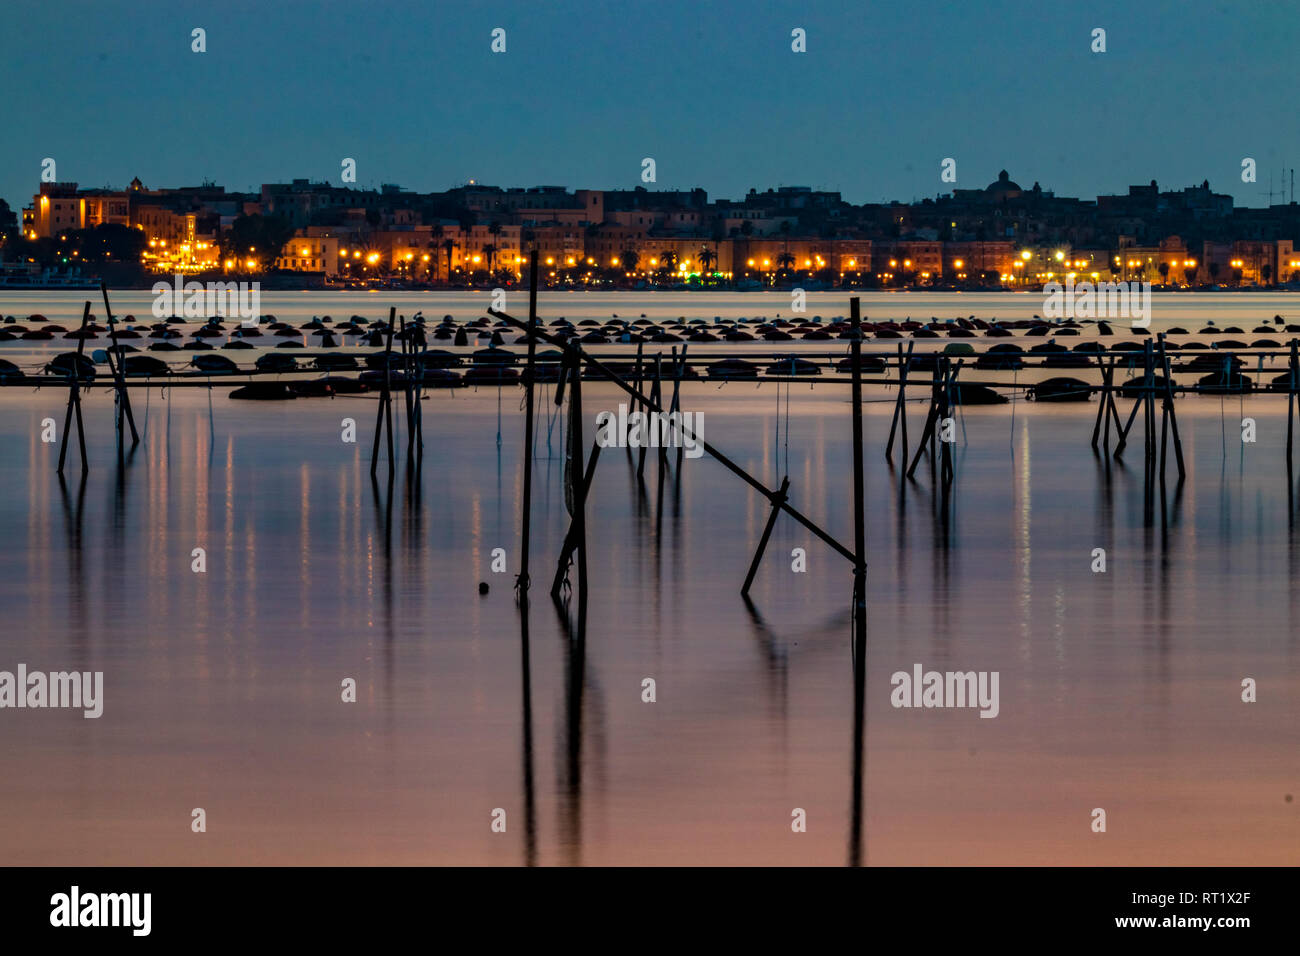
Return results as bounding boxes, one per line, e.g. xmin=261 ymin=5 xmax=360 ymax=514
xmin=3 ymin=0 xmax=1297 ymax=213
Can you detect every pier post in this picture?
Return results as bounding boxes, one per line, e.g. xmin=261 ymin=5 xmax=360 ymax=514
xmin=1157 ymin=334 xmax=1185 ymax=480
xmin=638 ymin=355 xmax=662 ymax=479
xmin=400 ymin=315 xmax=414 ymax=454
xmin=849 ymin=300 xmax=868 ymax=867
xmin=567 ymin=350 xmax=589 ymax=602
xmin=850 ymin=298 xmax=867 ymax=580
xmin=551 ymin=440 xmax=602 ymax=598
xmin=885 ymin=341 xmax=913 ymax=464
xmin=939 ymin=357 xmax=957 ymax=487
xmin=56 ymin=301 xmax=92 ymax=475
xmin=519 ymin=251 xmax=539 ymax=596
xmin=411 ymin=316 xmax=426 ymax=461
xmin=1092 ymin=355 xmax=1113 ymax=450
xmin=99 ymin=284 xmax=139 ymax=450
xmin=655 ymin=353 xmax=668 ymax=471
xmin=672 ymin=344 xmax=688 ymax=470
xmin=905 ymin=363 xmax=942 ymax=479
xmin=1289 ymin=340 xmax=1298 ymax=474
xmin=370 ymin=308 xmax=396 ymax=477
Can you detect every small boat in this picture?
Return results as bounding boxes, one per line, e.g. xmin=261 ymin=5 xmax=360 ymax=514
xmin=1269 ymin=371 xmax=1300 ymax=393
xmin=44 ymin=353 xmax=96 ymax=382
xmin=836 ymin=354 xmax=886 ymax=373
xmin=1118 ymin=375 xmax=1173 ymax=398
xmin=1175 ymin=353 xmax=1242 ymax=373
xmin=1197 ymin=370 xmax=1253 ymax=394
xmin=953 ymin=384 xmax=1008 ymax=405
xmin=123 ymin=356 xmax=171 ymax=377
xmin=1027 ymin=377 xmax=1091 ymax=402
xmin=472 ymin=347 xmax=518 ymax=366
xmin=706 ymin=358 xmax=759 ymax=380
xmin=189 ymin=354 xmax=239 ymax=374
xmin=974 ymin=344 xmax=1023 ymax=370
xmin=255 ymin=354 xmax=298 ymax=372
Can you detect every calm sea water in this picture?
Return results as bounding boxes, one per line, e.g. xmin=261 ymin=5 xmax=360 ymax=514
xmin=0 ymin=292 xmax=1297 ymax=865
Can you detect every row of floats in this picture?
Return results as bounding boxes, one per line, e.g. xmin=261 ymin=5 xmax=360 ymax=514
xmin=2 ymin=339 xmax=1282 ymax=401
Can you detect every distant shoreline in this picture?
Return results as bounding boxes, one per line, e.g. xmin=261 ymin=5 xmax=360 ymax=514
xmin=4 ymin=284 xmax=1300 ymax=295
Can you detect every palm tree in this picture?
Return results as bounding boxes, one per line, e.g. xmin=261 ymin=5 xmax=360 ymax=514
xmin=658 ymin=251 xmax=678 ymax=277
xmin=776 ymin=252 xmax=796 ymax=283
xmin=620 ymin=249 xmax=639 ymax=274
xmin=483 ymin=243 xmax=498 ymax=274
xmin=698 ymin=246 xmax=717 ymax=274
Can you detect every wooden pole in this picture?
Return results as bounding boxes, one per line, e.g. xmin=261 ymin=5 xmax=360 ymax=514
xmin=99 ymin=283 xmax=139 ymax=447
xmin=673 ymin=345 xmax=688 ymax=471
xmin=627 ymin=342 xmax=644 ymax=462
xmin=655 ymin=353 xmax=668 ymax=471
xmin=1091 ymin=355 xmax=1110 ymax=449
xmin=1157 ymin=333 xmax=1185 ymax=481
xmin=519 ymin=251 xmax=539 ymax=595
xmin=850 ymin=298 xmax=867 ymax=576
xmin=849 ymin=300 xmax=868 ymax=866
xmin=1289 ymin=340 xmax=1298 ymax=474
xmin=741 ymin=476 xmax=790 ymax=597
xmin=885 ymin=341 xmax=913 ymax=463
xmin=370 ymin=307 xmax=396 ymax=477
xmin=551 ymin=440 xmax=602 ymax=598
xmin=638 ymin=356 xmax=662 ymax=479
xmin=401 ymin=315 xmax=415 ymax=458
xmin=56 ymin=301 xmax=92 ymax=475
xmin=906 ymin=365 xmax=941 ymax=479
xmin=568 ymin=351 xmax=588 ymax=602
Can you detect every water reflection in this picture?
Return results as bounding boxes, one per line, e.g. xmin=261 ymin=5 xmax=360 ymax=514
xmin=3 ymin=387 xmax=1298 ymax=865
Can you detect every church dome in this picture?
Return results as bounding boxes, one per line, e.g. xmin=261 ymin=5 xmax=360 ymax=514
xmin=987 ymin=170 xmax=1021 ymax=193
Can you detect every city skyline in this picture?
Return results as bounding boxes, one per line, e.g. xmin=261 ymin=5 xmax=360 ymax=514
xmin=3 ymin=0 xmax=1299 ymax=216
xmin=9 ymin=166 xmax=1300 ymax=290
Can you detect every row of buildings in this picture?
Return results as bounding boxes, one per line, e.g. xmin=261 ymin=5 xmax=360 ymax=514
xmin=11 ymin=171 xmax=1300 ymax=287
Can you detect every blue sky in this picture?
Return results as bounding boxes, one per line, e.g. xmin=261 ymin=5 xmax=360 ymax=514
xmin=2 ymin=0 xmax=1297 ymax=213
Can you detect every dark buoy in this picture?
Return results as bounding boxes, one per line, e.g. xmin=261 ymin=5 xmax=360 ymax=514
xmin=454 ymin=328 xmax=469 ymax=346
xmin=478 ymin=582 xmax=489 ymax=595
